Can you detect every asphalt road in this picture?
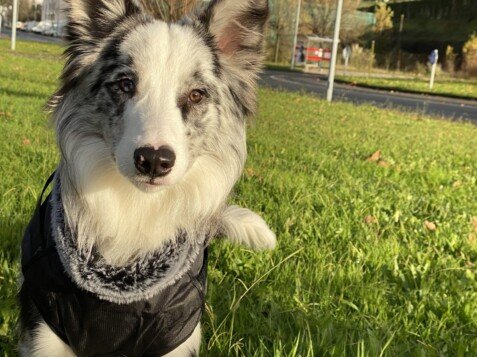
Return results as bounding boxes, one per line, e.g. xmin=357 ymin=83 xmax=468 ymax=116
xmin=260 ymin=70 xmax=477 ymax=122
xmin=1 ymin=28 xmax=62 ymax=44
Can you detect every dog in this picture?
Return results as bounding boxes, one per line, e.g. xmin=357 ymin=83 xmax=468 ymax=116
xmin=18 ymin=0 xmax=276 ymax=355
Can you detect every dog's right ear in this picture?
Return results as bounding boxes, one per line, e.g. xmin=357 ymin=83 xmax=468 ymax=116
xmin=65 ymin=0 xmax=146 ymax=55
xmin=48 ymin=0 xmax=149 ymax=110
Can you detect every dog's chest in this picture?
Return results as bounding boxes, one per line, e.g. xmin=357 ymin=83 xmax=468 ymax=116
xmin=21 ymin=177 xmax=208 ymax=356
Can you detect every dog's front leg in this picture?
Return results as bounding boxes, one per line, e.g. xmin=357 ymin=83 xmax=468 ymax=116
xmin=221 ymin=206 xmax=277 ymax=250
xmin=20 ymin=322 xmax=75 ymax=357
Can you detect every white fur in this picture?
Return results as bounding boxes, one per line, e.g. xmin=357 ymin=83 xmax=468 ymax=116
xmin=58 ymin=22 xmax=245 ymax=266
xmin=25 ymin=321 xmax=201 ymax=357
xmin=24 ymin=323 xmax=75 ymax=357
xmin=65 ymin=153 xmax=240 ymax=265
xmin=221 ymin=206 xmax=277 ymax=250
xmin=163 ymin=323 xmax=202 ymax=357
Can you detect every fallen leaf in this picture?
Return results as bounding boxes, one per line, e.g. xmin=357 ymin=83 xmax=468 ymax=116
xmin=22 ymin=138 xmax=31 ymax=146
xmin=377 ymin=160 xmax=390 ymax=168
xmin=452 ymin=180 xmax=462 ymax=188
xmin=364 ymin=215 xmax=377 ymax=225
xmin=472 ymin=217 xmax=477 ymax=231
xmin=366 ymin=150 xmax=381 ymax=162
xmin=424 ymin=220 xmax=437 ymax=232
xmin=246 ymin=168 xmax=256 ymax=178
xmin=469 ymin=233 xmax=476 ymax=245
xmin=0 ymin=111 xmax=12 ymax=118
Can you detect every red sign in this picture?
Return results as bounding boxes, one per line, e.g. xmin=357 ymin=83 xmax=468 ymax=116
xmin=306 ymin=47 xmax=331 ymax=63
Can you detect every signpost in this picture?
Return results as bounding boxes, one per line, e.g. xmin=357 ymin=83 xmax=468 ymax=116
xmin=429 ymin=49 xmax=438 ymax=89
xmin=342 ymin=45 xmax=351 ymax=74
xmin=326 ymin=0 xmax=344 ymax=102
xmin=11 ymin=0 xmax=18 ymax=50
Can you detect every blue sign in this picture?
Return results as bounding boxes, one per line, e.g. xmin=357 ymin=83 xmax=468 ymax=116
xmin=428 ymin=49 xmax=439 ymax=65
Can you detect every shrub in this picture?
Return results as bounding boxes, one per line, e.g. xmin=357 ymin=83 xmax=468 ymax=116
xmin=445 ymin=45 xmax=456 ymax=74
xmin=463 ymin=33 xmax=477 ymax=76
xmin=349 ymin=44 xmax=375 ymax=71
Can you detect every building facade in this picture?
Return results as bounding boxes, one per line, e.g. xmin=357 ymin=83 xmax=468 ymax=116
xmin=41 ymin=0 xmax=66 ymax=23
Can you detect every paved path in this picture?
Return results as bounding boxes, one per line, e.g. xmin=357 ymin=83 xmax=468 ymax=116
xmin=260 ymin=70 xmax=477 ymax=122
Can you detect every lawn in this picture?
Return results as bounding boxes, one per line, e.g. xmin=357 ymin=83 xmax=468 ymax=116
xmin=1 ymin=39 xmax=477 ymax=356
xmin=336 ymin=75 xmax=477 ymax=101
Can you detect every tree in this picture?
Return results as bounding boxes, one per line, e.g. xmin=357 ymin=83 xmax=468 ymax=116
xmin=302 ymin=0 xmax=368 ymax=43
xmin=374 ymin=2 xmax=393 ymax=33
xmin=140 ymin=0 xmax=198 ymax=22
xmin=0 ymin=0 xmax=38 ymax=22
xmin=268 ymin=0 xmax=297 ymax=63
xmin=463 ymin=33 xmax=477 ymax=76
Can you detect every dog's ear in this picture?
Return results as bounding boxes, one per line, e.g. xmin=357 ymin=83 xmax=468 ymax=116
xmin=65 ymin=0 xmax=146 ymax=53
xmin=196 ymin=0 xmax=269 ymax=116
xmin=48 ymin=0 xmax=148 ymax=110
xmin=199 ymin=0 xmax=268 ymax=64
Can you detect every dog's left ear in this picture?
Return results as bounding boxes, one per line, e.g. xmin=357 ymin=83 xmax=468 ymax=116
xmin=198 ymin=0 xmax=268 ymax=59
xmin=193 ymin=0 xmax=269 ymax=116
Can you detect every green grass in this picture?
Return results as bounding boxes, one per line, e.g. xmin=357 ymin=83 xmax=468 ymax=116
xmin=266 ymin=62 xmax=303 ymax=73
xmin=1 ymin=39 xmax=477 ymax=356
xmin=337 ymin=75 xmax=477 ymax=101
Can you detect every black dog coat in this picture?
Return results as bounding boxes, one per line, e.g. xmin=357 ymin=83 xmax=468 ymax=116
xmin=21 ymin=174 xmax=208 ymax=356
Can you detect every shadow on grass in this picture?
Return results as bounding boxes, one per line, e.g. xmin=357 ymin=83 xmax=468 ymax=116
xmin=0 ymin=87 xmax=50 ymax=100
xmin=0 ymin=220 xmax=24 ymax=355
xmin=0 ymin=73 xmax=58 ymax=88
xmin=0 ymin=219 xmax=28 ymax=261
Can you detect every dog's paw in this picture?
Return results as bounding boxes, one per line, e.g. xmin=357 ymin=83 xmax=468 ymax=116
xmin=221 ymin=206 xmax=277 ymax=250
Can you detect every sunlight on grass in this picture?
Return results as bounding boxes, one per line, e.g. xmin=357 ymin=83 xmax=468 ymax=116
xmin=338 ymin=75 xmax=477 ymax=100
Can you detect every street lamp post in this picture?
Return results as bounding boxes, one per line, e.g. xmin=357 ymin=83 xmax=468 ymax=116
xmin=290 ymin=0 xmax=302 ymax=70
xmin=326 ymin=0 xmax=344 ymax=102
xmin=0 ymin=7 xmax=3 ymax=36
xmin=11 ymin=0 xmax=18 ymax=50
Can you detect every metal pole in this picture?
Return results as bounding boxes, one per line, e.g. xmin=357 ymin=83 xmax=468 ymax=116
xmin=326 ymin=0 xmax=343 ymax=102
xmin=290 ymin=0 xmax=302 ymax=70
xmin=429 ymin=49 xmax=438 ymax=89
xmin=11 ymin=0 xmax=18 ymax=50
xmin=397 ymin=14 xmax=404 ymax=71
xmin=56 ymin=0 xmax=60 ymax=37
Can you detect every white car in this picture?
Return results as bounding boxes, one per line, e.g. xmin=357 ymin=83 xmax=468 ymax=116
xmin=44 ymin=21 xmax=67 ymax=37
xmin=32 ymin=21 xmax=52 ymax=34
xmin=43 ymin=23 xmax=57 ymax=36
xmin=24 ymin=21 xmax=38 ymax=32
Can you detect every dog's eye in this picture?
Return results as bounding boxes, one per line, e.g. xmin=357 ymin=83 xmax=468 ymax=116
xmin=189 ymin=90 xmax=204 ymax=104
xmin=118 ymin=78 xmax=135 ymax=93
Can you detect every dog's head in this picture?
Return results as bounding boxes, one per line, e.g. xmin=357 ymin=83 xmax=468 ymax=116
xmin=52 ymin=0 xmax=268 ymax=193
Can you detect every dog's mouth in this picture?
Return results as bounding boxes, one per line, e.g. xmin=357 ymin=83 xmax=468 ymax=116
xmin=133 ymin=176 xmax=170 ymax=192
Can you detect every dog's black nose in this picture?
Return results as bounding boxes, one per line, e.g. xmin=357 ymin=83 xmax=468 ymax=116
xmin=134 ymin=146 xmax=176 ymax=178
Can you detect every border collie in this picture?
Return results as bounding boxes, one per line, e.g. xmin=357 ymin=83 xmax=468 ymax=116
xmin=19 ymin=0 xmax=276 ymax=356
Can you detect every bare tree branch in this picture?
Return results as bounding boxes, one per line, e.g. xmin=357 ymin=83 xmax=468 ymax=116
xmin=140 ymin=0 xmax=199 ymax=22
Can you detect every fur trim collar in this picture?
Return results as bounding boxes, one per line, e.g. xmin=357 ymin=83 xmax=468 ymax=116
xmin=50 ymin=178 xmax=206 ymax=304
